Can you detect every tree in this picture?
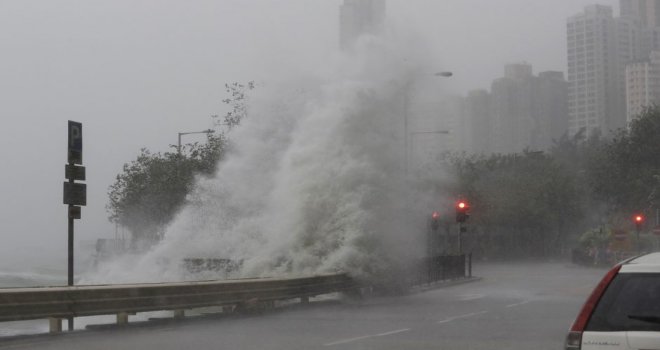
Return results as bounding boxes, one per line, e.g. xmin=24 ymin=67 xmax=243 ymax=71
xmin=106 ymin=133 xmax=226 ymax=244
xmin=214 ymin=81 xmax=255 ymax=129
xmin=588 ymin=106 xmax=660 ymax=216
xmin=447 ymin=150 xmax=583 ymax=258
xmin=107 ymin=81 xmax=254 ymax=246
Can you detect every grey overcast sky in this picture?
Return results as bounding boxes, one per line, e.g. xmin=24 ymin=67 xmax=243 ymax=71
xmin=0 ymin=0 xmax=617 ymax=269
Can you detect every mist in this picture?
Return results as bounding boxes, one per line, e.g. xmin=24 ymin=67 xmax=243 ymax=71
xmin=85 ymin=25 xmax=456 ymax=283
xmin=0 ymin=0 xmax=619 ymax=276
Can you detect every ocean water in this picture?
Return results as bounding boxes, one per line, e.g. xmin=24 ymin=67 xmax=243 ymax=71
xmin=0 ymin=268 xmax=65 ymax=337
xmin=0 ymin=266 xmax=169 ymax=337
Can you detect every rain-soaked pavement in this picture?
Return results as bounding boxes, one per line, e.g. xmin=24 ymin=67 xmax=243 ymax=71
xmin=0 ymin=262 xmax=606 ymax=350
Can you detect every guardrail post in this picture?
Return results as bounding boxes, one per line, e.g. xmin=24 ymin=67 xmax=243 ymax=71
xmin=117 ymin=312 xmax=129 ymax=325
xmin=300 ymin=296 xmax=309 ymax=304
xmin=173 ymin=309 xmax=185 ymax=319
xmin=49 ymin=318 xmax=62 ymax=333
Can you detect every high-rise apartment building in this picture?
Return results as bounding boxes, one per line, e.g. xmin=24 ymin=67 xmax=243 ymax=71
xmin=339 ymin=0 xmax=386 ymax=50
xmin=489 ymin=63 xmax=568 ymax=153
xmin=621 ymin=1 xmax=660 ymax=75
xmin=621 ymin=0 xmax=660 ymax=29
xmin=567 ymin=5 xmax=622 ymax=137
xmin=568 ymin=2 xmax=660 ymax=137
xmin=535 ymin=71 xmax=570 ymax=148
xmin=626 ymin=50 xmax=660 ymax=122
xmin=491 ymin=63 xmax=536 ymax=153
xmin=464 ymin=90 xmax=492 ymax=154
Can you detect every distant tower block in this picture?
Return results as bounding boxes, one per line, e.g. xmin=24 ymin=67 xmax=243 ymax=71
xmin=339 ymin=0 xmax=386 ymax=51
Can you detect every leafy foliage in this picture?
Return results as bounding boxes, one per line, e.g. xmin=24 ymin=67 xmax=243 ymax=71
xmin=588 ymin=106 xmax=660 ymax=216
xmin=445 ymin=106 xmax=660 ymax=258
xmin=106 ymin=133 xmax=226 ymax=243
xmin=448 ymin=150 xmax=582 ymax=258
xmin=107 ymin=81 xmax=254 ymax=245
xmin=214 ymin=81 xmax=255 ymax=129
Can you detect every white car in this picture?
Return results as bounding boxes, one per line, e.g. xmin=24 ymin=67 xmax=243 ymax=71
xmin=566 ymin=252 xmax=660 ymax=350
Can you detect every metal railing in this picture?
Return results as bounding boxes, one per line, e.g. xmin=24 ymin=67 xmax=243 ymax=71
xmin=0 ymin=273 xmax=356 ymax=331
xmin=410 ymin=254 xmax=471 ymax=286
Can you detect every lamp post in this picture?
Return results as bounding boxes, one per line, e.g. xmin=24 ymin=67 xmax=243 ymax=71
xmin=403 ymin=71 xmax=453 ymax=177
xmin=177 ymin=129 xmax=215 ymax=154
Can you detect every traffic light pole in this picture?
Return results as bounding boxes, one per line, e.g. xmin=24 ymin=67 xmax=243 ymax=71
xmin=458 ymin=222 xmax=463 ymax=254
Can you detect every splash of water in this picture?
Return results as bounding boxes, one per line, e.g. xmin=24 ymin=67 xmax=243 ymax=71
xmin=87 ymin=32 xmax=448 ymax=285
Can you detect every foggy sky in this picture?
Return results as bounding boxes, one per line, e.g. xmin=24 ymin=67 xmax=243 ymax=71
xmin=0 ymin=0 xmax=617 ymax=270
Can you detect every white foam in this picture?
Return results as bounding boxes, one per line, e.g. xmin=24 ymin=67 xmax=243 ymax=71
xmin=85 ymin=29 xmax=451 ymax=285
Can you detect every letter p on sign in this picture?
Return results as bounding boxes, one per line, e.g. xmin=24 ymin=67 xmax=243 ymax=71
xmin=68 ymin=121 xmax=83 ymax=165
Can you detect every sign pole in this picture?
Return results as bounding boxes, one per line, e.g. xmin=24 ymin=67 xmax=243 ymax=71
xmin=64 ymin=121 xmax=85 ymax=332
xmin=67 ymin=171 xmax=75 ymax=287
xmin=67 ymin=202 xmax=74 ymax=331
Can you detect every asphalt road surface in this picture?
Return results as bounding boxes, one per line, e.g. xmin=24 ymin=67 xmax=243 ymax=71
xmin=0 ymin=262 xmax=606 ymax=350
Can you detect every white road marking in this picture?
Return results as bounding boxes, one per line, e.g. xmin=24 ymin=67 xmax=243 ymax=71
xmin=506 ymin=300 xmax=531 ymax=308
xmin=323 ymin=328 xmax=411 ymax=346
xmin=376 ymin=328 xmax=411 ymax=337
xmin=323 ymin=335 xmax=373 ymax=346
xmin=437 ymin=310 xmax=488 ymax=324
xmin=459 ymin=293 xmax=485 ymax=301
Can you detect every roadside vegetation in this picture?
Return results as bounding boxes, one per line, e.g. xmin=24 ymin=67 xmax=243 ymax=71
xmin=106 ymin=82 xmax=253 ymax=247
xmin=107 ymin=83 xmax=660 ymax=260
xmin=445 ymin=106 xmax=660 ymax=260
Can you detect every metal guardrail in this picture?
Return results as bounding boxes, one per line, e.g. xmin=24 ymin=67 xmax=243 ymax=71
xmin=0 ymin=273 xmax=356 ymax=331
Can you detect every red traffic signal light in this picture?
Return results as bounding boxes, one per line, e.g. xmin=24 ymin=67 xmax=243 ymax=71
xmin=456 ymin=200 xmax=470 ymax=223
xmin=633 ymin=214 xmax=645 ymax=231
xmin=431 ymin=211 xmax=440 ymax=230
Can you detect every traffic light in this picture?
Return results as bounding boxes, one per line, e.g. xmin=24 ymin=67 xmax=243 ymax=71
xmin=456 ymin=200 xmax=470 ymax=223
xmin=431 ymin=211 xmax=440 ymax=231
xmin=634 ymin=214 xmax=645 ymax=231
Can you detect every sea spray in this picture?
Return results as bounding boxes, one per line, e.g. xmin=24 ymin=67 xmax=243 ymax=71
xmin=86 ymin=33 xmax=449 ymax=286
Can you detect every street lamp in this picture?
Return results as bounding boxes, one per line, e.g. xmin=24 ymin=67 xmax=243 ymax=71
xmin=178 ymin=129 xmax=215 ymax=154
xmin=403 ymin=71 xmax=453 ymax=177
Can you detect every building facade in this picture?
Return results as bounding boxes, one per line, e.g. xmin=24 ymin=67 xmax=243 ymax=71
xmin=620 ymin=0 xmax=660 ymax=29
xmin=490 ymin=63 xmax=536 ymax=153
xmin=567 ymin=2 xmax=660 ymax=136
xmin=464 ymin=89 xmax=492 ymax=154
xmin=487 ymin=63 xmax=568 ymax=153
xmin=534 ymin=71 xmax=570 ymax=149
xmin=567 ymin=5 xmax=622 ymax=137
xmin=339 ymin=0 xmax=386 ymax=51
xmin=626 ymin=51 xmax=660 ymax=122
xmin=461 ymin=63 xmax=568 ymax=154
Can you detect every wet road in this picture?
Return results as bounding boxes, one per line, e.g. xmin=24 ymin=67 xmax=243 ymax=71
xmin=0 ymin=262 xmax=606 ymax=350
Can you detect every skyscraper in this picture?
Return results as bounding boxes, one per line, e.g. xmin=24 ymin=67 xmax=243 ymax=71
xmin=535 ymin=71 xmax=569 ymax=148
xmin=567 ymin=5 xmax=622 ymax=137
xmin=464 ymin=90 xmax=492 ymax=154
xmin=621 ymin=0 xmax=660 ymax=29
xmin=489 ymin=63 xmax=568 ymax=153
xmin=491 ymin=63 xmax=536 ymax=153
xmin=626 ymin=50 xmax=660 ymax=122
xmin=339 ymin=0 xmax=386 ymax=50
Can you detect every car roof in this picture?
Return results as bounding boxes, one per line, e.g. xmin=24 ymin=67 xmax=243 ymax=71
xmin=619 ymin=252 xmax=660 ymax=273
